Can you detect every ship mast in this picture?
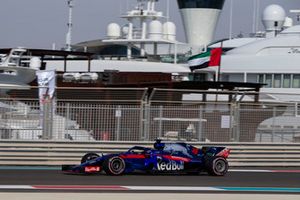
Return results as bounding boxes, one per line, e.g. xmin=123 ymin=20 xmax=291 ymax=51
xmin=122 ymin=0 xmax=165 ymax=58
xmin=103 ymin=0 xmax=178 ymax=63
xmin=65 ymin=0 xmax=74 ymax=51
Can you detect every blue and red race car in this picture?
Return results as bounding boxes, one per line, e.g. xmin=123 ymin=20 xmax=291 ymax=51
xmin=62 ymin=140 xmax=230 ymax=176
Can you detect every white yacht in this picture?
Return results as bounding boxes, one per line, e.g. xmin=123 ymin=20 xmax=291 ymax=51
xmin=1 ymin=0 xmax=228 ymax=141
xmin=0 ymin=48 xmax=40 ymax=88
xmin=189 ymin=4 xmax=300 ymax=142
xmin=197 ymin=4 xmax=300 ymax=102
xmin=44 ymin=0 xmax=226 ymax=81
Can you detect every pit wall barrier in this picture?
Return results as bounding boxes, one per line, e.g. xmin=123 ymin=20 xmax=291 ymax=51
xmin=0 ymin=140 xmax=300 ymax=167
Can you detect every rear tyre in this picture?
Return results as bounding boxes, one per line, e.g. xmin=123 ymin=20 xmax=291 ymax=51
xmin=81 ymin=153 xmax=100 ymax=164
xmin=205 ymin=157 xmax=228 ymax=176
xmin=103 ymin=156 xmax=126 ymax=176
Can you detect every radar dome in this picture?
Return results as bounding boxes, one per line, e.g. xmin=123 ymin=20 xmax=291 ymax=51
xmin=163 ymin=22 xmax=176 ymax=41
xmin=107 ymin=23 xmax=121 ymax=39
xmin=29 ymin=57 xmax=41 ymax=70
xmin=262 ymin=4 xmax=286 ymax=31
xmin=283 ymin=17 xmax=293 ymax=29
xmin=148 ymin=20 xmax=163 ymax=40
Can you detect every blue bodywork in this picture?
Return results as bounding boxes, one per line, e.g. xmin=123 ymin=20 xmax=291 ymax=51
xmin=62 ymin=140 xmax=229 ymax=175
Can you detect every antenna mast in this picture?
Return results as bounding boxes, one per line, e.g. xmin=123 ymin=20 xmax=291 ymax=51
xmin=166 ymin=0 xmax=170 ymax=21
xmin=252 ymin=0 xmax=257 ymax=33
xmin=229 ymin=0 xmax=233 ymax=39
xmin=66 ymin=0 xmax=74 ymax=51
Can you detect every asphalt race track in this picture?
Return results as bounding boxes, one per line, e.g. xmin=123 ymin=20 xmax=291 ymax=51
xmin=0 ymin=168 xmax=300 ymax=194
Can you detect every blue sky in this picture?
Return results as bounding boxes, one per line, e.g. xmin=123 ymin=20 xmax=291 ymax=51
xmin=0 ymin=0 xmax=299 ymax=48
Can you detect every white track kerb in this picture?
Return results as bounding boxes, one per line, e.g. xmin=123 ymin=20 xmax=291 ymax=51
xmin=0 ymin=185 xmax=300 ymax=193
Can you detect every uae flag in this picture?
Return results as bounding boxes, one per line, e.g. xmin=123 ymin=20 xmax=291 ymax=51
xmin=188 ymin=48 xmax=222 ymax=71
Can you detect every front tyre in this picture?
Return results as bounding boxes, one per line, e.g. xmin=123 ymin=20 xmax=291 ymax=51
xmin=81 ymin=153 xmax=100 ymax=164
xmin=103 ymin=156 xmax=126 ymax=175
xmin=205 ymin=157 xmax=228 ymax=176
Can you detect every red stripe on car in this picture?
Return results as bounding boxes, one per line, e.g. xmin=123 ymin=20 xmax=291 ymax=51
xmin=120 ymin=154 xmax=146 ymax=159
xmin=162 ymin=155 xmax=191 ymax=162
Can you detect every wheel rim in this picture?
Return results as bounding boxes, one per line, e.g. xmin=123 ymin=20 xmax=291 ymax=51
xmin=82 ymin=153 xmax=99 ymax=163
xmin=110 ymin=158 xmax=124 ymax=174
xmin=214 ymin=159 xmax=226 ymax=173
xmin=87 ymin=155 xmax=97 ymax=161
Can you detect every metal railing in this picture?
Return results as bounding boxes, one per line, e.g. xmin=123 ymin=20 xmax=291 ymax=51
xmin=1 ymin=87 xmax=300 ymax=143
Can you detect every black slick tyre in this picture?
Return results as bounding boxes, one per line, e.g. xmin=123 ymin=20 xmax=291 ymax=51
xmin=103 ymin=156 xmax=126 ymax=176
xmin=81 ymin=153 xmax=100 ymax=164
xmin=205 ymin=157 xmax=229 ymax=176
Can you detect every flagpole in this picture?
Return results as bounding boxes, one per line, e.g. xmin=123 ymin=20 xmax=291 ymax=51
xmin=217 ymin=41 xmax=223 ymax=82
xmin=215 ymin=42 xmax=223 ymax=102
xmin=229 ymin=0 xmax=233 ymax=40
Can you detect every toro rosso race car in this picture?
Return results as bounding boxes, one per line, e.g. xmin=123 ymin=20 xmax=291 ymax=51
xmin=62 ymin=140 xmax=230 ymax=176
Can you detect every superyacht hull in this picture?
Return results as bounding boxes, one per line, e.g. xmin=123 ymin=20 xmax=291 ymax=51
xmin=45 ymin=59 xmax=190 ymax=73
xmin=0 ymin=66 xmax=37 ymax=87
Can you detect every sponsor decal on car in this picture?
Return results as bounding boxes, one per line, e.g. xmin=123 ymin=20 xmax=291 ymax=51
xmin=84 ymin=166 xmax=101 ymax=173
xmin=157 ymin=160 xmax=184 ymax=171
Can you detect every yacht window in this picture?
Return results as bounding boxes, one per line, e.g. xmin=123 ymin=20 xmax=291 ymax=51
xmin=265 ymin=74 xmax=272 ymax=88
xmin=273 ymin=74 xmax=281 ymax=88
xmin=177 ymin=0 xmax=225 ymax=10
xmin=228 ymin=73 xmax=244 ymax=82
xmin=96 ymin=45 xmax=140 ymax=58
xmin=258 ymin=74 xmax=264 ymax=84
xmin=247 ymin=74 xmax=258 ymax=83
xmin=293 ymin=75 xmax=300 ymax=88
xmin=221 ymin=74 xmax=229 ymax=82
xmin=283 ymin=74 xmax=291 ymax=88
xmin=193 ymin=73 xmax=207 ymax=81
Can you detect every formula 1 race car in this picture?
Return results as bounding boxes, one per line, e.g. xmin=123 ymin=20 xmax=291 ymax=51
xmin=62 ymin=140 xmax=230 ymax=176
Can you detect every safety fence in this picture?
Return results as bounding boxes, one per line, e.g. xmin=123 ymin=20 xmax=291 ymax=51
xmin=1 ymin=87 xmax=300 ymax=143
